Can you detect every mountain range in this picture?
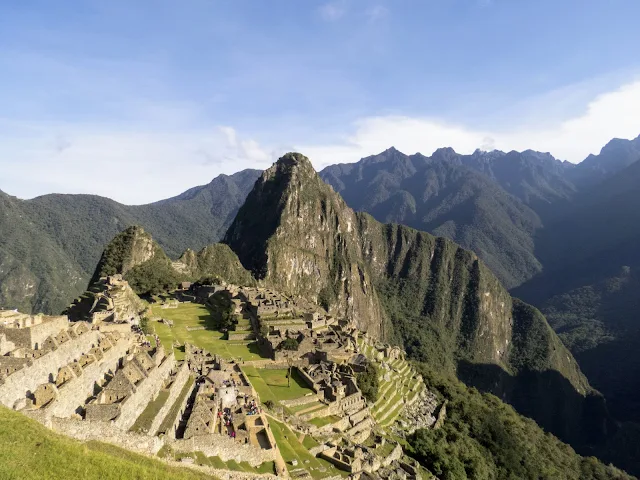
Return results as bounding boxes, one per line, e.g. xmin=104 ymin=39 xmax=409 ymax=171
xmin=0 ymin=169 xmax=260 ymax=314
xmin=3 ymin=135 xmax=640 ymax=473
xmin=69 ymin=153 xmax=606 ymax=459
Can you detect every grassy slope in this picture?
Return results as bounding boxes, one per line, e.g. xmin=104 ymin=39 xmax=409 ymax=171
xmin=0 ymin=406 xmax=215 ymax=480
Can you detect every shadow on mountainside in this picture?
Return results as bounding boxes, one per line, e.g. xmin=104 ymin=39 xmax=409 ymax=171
xmin=456 ymin=361 xmax=613 ymax=451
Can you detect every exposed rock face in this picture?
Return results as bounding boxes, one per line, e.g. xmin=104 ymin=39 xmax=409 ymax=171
xmin=224 ymin=152 xmax=606 ymax=448
xmin=224 ymin=153 xmax=385 ymax=336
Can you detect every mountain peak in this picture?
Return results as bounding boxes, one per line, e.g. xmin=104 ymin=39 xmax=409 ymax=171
xmin=275 ymin=151 xmax=314 ymax=169
xmin=431 ymin=146 xmax=459 ymax=162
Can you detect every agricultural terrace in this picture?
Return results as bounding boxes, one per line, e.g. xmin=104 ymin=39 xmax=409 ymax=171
xmin=148 ymin=302 xmax=267 ymax=361
xmin=357 ymin=338 xmax=424 ymax=427
xmin=268 ymin=419 xmax=349 ymax=479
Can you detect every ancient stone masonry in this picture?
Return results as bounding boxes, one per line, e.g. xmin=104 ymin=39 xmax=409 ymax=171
xmin=0 ymin=314 xmax=99 ymax=409
xmin=85 ymin=348 xmax=176 ymax=430
xmin=2 ymin=280 xmax=442 ymax=479
xmin=170 ymin=354 xmax=280 ymax=468
xmin=0 ymin=310 xmax=69 ymax=350
xmin=148 ymin=361 xmax=191 ymax=435
xmin=66 ymin=275 xmax=147 ymax=326
xmin=34 ymin=332 xmax=134 ymax=420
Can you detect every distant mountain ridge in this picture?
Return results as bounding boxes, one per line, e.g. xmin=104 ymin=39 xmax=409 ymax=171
xmin=320 ymin=147 xmax=550 ymax=288
xmin=0 ymin=169 xmax=261 ymax=314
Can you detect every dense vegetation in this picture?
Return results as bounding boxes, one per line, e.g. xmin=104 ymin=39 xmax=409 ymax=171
xmin=279 ymin=337 xmax=300 ymax=351
xmin=355 ymin=361 xmax=380 ymax=403
xmin=0 ymin=169 xmax=260 ymax=314
xmin=407 ymin=365 xmax=633 ymax=480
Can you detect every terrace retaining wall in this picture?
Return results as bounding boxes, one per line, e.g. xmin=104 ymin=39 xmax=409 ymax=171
xmin=149 ymin=362 xmax=190 ymax=435
xmin=44 ymin=335 xmax=132 ymax=418
xmin=170 ymin=433 xmax=276 ymax=466
xmin=114 ymin=353 xmax=176 ymax=430
xmin=0 ymin=330 xmax=100 ymax=409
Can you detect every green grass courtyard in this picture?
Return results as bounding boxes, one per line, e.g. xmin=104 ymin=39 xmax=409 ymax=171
xmin=241 ymin=366 xmax=315 ymax=405
xmin=149 ymin=302 xmax=267 ymax=361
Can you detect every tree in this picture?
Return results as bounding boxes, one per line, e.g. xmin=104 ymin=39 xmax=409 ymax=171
xmin=280 ymin=338 xmax=299 ymax=351
xmin=279 ymin=338 xmax=299 ymax=387
xmin=356 ymin=362 xmax=380 ymax=403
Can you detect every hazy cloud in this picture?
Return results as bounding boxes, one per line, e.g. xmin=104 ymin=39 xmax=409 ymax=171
xmin=365 ymin=5 xmax=389 ymax=22
xmin=298 ymin=79 xmax=640 ymax=168
xmin=318 ymin=1 xmax=347 ymax=21
xmin=2 ymin=78 xmax=640 ymax=204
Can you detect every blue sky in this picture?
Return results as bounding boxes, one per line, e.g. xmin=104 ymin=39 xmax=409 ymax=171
xmin=1 ymin=0 xmax=640 ymax=203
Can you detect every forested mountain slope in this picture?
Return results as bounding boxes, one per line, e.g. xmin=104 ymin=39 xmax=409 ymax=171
xmin=0 ymin=170 xmax=260 ymax=314
xmin=514 ymin=158 xmax=640 ymax=425
xmin=320 ymin=147 xmax=548 ymax=288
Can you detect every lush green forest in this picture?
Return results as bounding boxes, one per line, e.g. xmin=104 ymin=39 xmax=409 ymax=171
xmin=408 ymin=364 xmax=633 ymax=480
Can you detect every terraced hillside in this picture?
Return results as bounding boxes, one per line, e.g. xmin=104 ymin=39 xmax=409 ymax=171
xmin=357 ymin=337 xmax=426 ymax=428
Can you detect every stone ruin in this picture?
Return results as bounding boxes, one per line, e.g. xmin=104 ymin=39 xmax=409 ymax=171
xmin=1 ymin=277 xmax=443 ymax=479
xmin=66 ymin=275 xmax=147 ymax=327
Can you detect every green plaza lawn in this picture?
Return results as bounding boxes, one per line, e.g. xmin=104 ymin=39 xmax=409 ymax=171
xmin=241 ymin=366 xmax=315 ymax=404
xmin=149 ymin=302 xmax=267 ymax=361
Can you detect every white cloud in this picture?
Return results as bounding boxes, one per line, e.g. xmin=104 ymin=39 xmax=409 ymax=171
xmin=365 ymin=5 xmax=389 ymax=22
xmin=297 ymin=79 xmax=640 ymax=168
xmin=0 ymin=125 xmax=274 ymax=204
xmin=318 ymin=1 xmax=347 ymax=21
xmin=2 ymin=79 xmax=640 ymax=204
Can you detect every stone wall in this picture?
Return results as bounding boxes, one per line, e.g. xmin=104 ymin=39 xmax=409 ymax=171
xmin=49 ymin=416 xmax=164 ymax=455
xmin=170 ymin=433 xmax=276 ymax=466
xmin=166 ymin=377 xmax=197 ymax=440
xmin=149 ymin=362 xmax=190 ymax=435
xmin=44 ymin=335 xmax=132 ymax=419
xmin=0 ymin=315 xmax=68 ymax=350
xmin=381 ymin=443 xmax=403 ymax=467
xmin=349 ymin=407 xmax=369 ymax=425
xmin=0 ymin=330 xmax=101 ymax=409
xmin=0 ymin=333 xmax=15 ymax=355
xmin=280 ymin=393 xmax=321 ymax=408
xmin=296 ymin=367 xmax=320 ymax=392
xmin=114 ymin=353 xmax=176 ymax=430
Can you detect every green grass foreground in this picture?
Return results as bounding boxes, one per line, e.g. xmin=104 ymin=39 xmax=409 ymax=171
xmin=0 ymin=406 xmax=215 ymax=480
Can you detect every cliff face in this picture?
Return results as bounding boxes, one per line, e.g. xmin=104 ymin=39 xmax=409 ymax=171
xmin=357 ymin=216 xmax=513 ymax=367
